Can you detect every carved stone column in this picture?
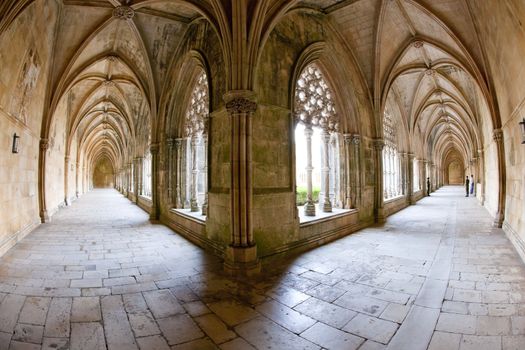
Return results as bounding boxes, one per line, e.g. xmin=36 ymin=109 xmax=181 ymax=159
xmin=201 ymin=132 xmax=208 ymax=216
xmin=38 ymin=139 xmax=50 ymax=223
xmin=133 ymin=157 xmax=140 ymax=203
xmin=64 ymin=156 xmax=71 ymax=205
xmin=400 ymin=153 xmax=407 ymax=195
xmin=373 ymin=139 xmax=385 ymax=223
xmin=423 ymin=160 xmax=429 ymax=196
xmin=223 ymin=91 xmax=260 ymax=276
xmin=352 ymin=135 xmax=361 ymax=207
xmin=128 ymin=162 xmax=133 ymax=194
xmin=190 ymin=134 xmax=199 ymax=212
xmin=166 ymin=138 xmax=174 ymax=204
xmin=343 ymin=134 xmax=352 ymax=209
xmin=149 ymin=143 xmax=160 ymax=222
xmin=478 ymin=149 xmax=485 ymax=205
xmin=304 ymin=125 xmax=316 ymax=216
xmin=407 ymin=153 xmax=415 ymax=204
xmin=175 ymin=139 xmax=183 ymax=208
xmin=75 ymin=162 xmax=80 ymax=197
xmin=321 ymin=129 xmax=332 ymax=212
xmin=493 ymin=129 xmax=505 ymax=227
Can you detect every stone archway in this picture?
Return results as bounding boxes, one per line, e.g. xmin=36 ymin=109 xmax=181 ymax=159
xmin=447 ymin=160 xmax=464 ymax=185
xmin=93 ymin=158 xmax=114 ymax=188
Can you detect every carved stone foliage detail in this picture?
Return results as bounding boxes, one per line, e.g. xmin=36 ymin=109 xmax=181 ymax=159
xmin=184 ymin=71 xmax=209 ymax=137
xmin=225 ymin=98 xmax=257 ymax=115
xmin=113 ymin=6 xmax=135 ymax=20
xmin=294 ymin=63 xmax=338 ymax=132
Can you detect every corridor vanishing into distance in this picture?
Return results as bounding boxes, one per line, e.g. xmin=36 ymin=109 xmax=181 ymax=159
xmin=0 ymin=187 xmax=523 ymax=350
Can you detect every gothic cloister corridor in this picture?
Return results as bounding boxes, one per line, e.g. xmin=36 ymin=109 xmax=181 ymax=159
xmin=2 ymin=0 xmax=525 ymax=349
xmin=0 ymin=186 xmax=523 ymax=350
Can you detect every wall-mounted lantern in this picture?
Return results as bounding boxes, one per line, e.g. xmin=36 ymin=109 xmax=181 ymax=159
xmin=12 ymin=133 xmax=20 ymax=153
xmin=520 ymin=118 xmax=525 ymax=144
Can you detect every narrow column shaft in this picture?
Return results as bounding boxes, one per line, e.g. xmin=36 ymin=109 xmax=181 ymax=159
xmin=343 ymin=134 xmax=352 ymax=209
xmin=201 ymin=133 xmax=208 ymax=216
xmin=190 ymin=134 xmax=199 ymax=212
xmin=304 ymin=125 xmax=316 ymax=216
xmin=175 ymin=139 xmax=183 ymax=208
xmin=321 ymin=129 xmax=332 ymax=212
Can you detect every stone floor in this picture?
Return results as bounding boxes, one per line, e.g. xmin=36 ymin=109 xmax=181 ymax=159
xmin=0 ymin=187 xmax=524 ymax=350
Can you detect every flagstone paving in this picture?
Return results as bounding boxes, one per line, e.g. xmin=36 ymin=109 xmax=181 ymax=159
xmin=0 ymin=187 xmax=523 ymax=349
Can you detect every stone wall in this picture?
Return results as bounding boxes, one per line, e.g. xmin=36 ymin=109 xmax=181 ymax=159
xmin=0 ymin=0 xmax=58 ymax=254
xmin=469 ymin=0 xmax=525 ymax=258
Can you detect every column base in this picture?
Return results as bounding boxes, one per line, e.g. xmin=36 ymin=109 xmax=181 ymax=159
xmin=493 ymin=212 xmax=504 ymax=228
xmin=304 ymin=202 xmax=316 ymax=216
xmin=40 ymin=210 xmax=50 ymax=223
xmin=375 ymin=207 xmax=386 ymax=224
xmin=223 ymin=245 xmax=261 ymax=277
xmin=322 ymin=200 xmax=332 ymax=213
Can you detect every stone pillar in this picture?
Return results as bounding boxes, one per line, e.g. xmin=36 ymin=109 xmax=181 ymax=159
xmin=166 ymin=138 xmax=174 ymax=205
xmin=477 ymin=149 xmax=485 ymax=205
xmin=64 ymin=156 xmax=71 ymax=205
xmin=190 ymin=134 xmax=199 ymax=212
xmin=373 ymin=139 xmax=385 ymax=223
xmin=223 ymin=91 xmax=260 ymax=276
xmin=321 ymin=129 xmax=332 ymax=213
xmin=75 ymin=162 xmax=80 ymax=197
xmin=128 ymin=162 xmax=133 ymax=194
xmin=423 ymin=160 xmax=429 ymax=196
xmin=201 ymin=133 xmax=208 ymax=216
xmin=133 ymin=157 xmax=140 ymax=203
xmin=303 ymin=125 xmax=316 ymax=216
xmin=407 ymin=153 xmax=415 ymax=204
xmin=400 ymin=152 xmax=407 ymax=195
xmin=343 ymin=134 xmax=352 ymax=209
xmin=351 ymin=135 xmax=361 ymax=208
xmin=38 ymin=139 xmax=50 ymax=223
xmin=149 ymin=143 xmax=160 ymax=222
xmin=492 ymin=129 xmax=505 ymax=227
xmin=175 ymin=139 xmax=183 ymax=208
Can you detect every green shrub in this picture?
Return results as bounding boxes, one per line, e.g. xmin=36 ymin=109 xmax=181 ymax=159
xmin=296 ymin=186 xmax=320 ymax=205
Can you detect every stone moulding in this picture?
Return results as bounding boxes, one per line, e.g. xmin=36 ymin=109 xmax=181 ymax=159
xmin=0 ymin=218 xmax=40 ymax=258
xmin=160 ymin=211 xmax=225 ymax=259
xmin=503 ymin=221 xmax=525 ymax=264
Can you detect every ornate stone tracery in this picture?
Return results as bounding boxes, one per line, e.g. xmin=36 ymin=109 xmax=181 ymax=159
xmin=184 ymin=72 xmax=209 ymax=138
xmin=294 ymin=63 xmax=340 ymax=216
xmin=294 ymin=64 xmax=338 ymax=132
xmin=383 ymin=109 xmax=401 ymax=200
xmin=181 ymin=71 xmax=210 ymax=213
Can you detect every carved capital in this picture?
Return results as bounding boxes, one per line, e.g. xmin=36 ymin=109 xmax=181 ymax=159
xmin=493 ymin=128 xmax=503 ymax=143
xmin=113 ymin=6 xmax=134 ymax=20
xmin=150 ymin=143 xmax=160 ymax=154
xmin=166 ymin=137 xmax=174 ymax=148
xmin=40 ymin=139 xmax=49 ymax=151
xmin=225 ymin=98 xmax=257 ymax=115
xmin=224 ymin=90 xmax=257 ymax=115
xmin=372 ymin=139 xmax=385 ymax=151
xmin=351 ymin=134 xmax=361 ymax=145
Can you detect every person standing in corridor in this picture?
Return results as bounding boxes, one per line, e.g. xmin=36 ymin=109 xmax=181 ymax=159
xmin=470 ymin=174 xmax=475 ymax=195
xmin=465 ymin=176 xmax=470 ymax=197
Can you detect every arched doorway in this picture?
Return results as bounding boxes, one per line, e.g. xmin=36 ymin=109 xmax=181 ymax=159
xmin=447 ymin=160 xmax=464 ymax=185
xmin=93 ymin=157 xmax=114 ymax=188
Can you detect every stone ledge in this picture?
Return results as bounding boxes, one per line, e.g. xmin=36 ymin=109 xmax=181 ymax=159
xmin=503 ymin=220 xmax=525 ymax=264
xmin=0 ymin=218 xmax=40 ymax=258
